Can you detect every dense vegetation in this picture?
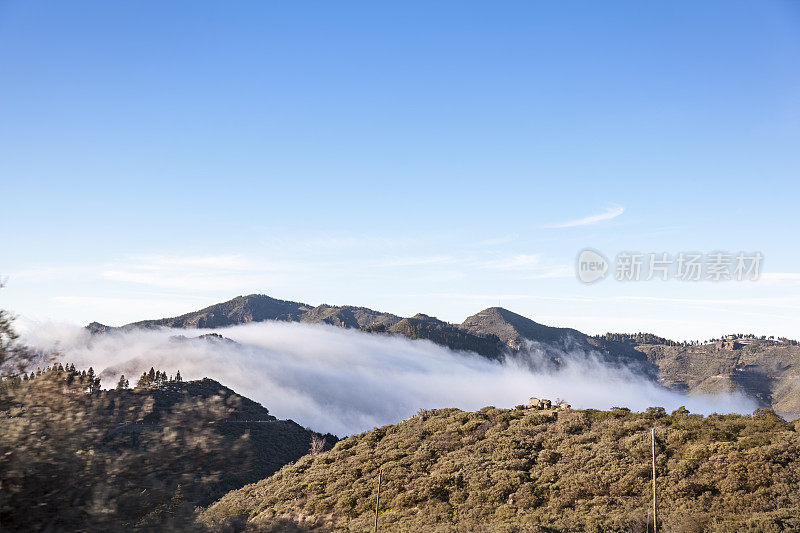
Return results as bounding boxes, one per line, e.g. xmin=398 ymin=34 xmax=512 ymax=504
xmin=0 ymin=362 xmax=335 ymax=531
xmin=2 ymin=287 xmax=340 ymax=530
xmin=204 ymin=405 xmax=800 ymax=532
xmin=135 ymin=366 xmax=182 ymax=388
xmin=597 ymin=332 xmax=799 ymax=348
xmin=596 ymin=332 xmax=679 ymax=347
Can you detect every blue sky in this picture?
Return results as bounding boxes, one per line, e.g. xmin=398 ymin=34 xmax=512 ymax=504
xmin=2 ymin=1 xmax=800 ymax=340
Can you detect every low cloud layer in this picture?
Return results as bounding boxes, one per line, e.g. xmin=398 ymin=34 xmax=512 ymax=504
xmin=22 ymin=321 xmax=756 ymax=436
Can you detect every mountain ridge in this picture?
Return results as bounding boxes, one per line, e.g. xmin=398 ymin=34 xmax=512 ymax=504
xmin=85 ymin=293 xmax=800 ymax=418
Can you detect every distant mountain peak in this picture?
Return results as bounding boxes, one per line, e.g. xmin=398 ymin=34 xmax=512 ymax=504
xmin=84 ymin=293 xmax=654 ymax=375
xmin=460 ymin=306 xmax=567 ymax=349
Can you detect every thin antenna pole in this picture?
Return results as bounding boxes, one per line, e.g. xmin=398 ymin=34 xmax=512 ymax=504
xmin=651 ymin=427 xmax=658 ymax=533
xmin=374 ymin=469 xmax=382 ymax=533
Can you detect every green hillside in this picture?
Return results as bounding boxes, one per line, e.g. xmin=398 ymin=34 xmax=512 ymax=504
xmin=203 ymin=406 xmax=800 ymax=532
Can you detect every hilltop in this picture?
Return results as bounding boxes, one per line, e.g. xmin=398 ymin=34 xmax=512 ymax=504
xmin=87 ymin=294 xmax=312 ymax=332
xmin=460 ymin=307 xmax=656 ymax=376
xmin=461 ymin=306 xmax=584 ymax=349
xmin=202 ymin=405 xmax=800 ymax=532
xmin=87 ymin=294 xmax=403 ymax=333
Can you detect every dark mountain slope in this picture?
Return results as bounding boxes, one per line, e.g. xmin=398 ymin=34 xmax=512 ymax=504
xmin=130 ymin=294 xmax=311 ymax=329
xmin=87 ymin=294 xmax=311 ymax=333
xmin=388 ymin=313 xmax=504 ymax=359
xmin=460 ymin=306 xmax=585 ymax=349
xmin=301 ymin=304 xmax=401 ymax=329
xmin=88 ymin=295 xmax=399 ymax=333
xmin=461 ymin=307 xmax=656 ymax=377
xmin=202 ymin=405 xmax=800 ymax=532
xmin=106 ymin=378 xmax=334 ymax=500
xmin=0 ymin=369 xmax=336 ymax=530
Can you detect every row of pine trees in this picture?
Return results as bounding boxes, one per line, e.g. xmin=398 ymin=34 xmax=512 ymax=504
xmin=133 ymin=367 xmax=182 ymax=389
xmin=11 ymin=363 xmax=184 ymax=393
xmin=19 ymin=363 xmax=102 ymax=393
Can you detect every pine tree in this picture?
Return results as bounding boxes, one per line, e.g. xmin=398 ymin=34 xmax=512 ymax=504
xmin=86 ymin=367 xmax=96 ymax=392
xmin=167 ymin=484 xmax=187 ymax=519
xmin=116 ymin=375 xmax=128 ymax=390
xmin=175 ymin=370 xmax=182 ymax=382
xmin=148 ymin=367 xmax=156 ymax=383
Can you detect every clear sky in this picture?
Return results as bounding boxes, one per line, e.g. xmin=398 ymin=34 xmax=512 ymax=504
xmin=2 ymin=1 xmax=800 ymax=341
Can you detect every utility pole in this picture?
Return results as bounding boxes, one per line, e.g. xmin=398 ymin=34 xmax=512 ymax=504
xmin=651 ymin=427 xmax=658 ymax=533
xmin=374 ymin=469 xmax=382 ymax=533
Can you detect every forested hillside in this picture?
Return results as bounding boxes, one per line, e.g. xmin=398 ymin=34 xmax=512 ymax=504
xmin=203 ymin=405 xmax=800 ymax=532
xmin=0 ymin=365 xmax=335 ymax=530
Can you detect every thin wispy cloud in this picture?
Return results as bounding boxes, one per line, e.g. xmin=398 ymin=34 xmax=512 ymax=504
xmin=100 ymin=254 xmax=309 ymax=292
xmin=50 ymin=295 xmax=215 ymax=323
xmin=478 ymin=254 xmax=544 ymax=271
xmin=476 ymin=254 xmax=572 ymax=279
xmin=469 ymin=234 xmax=520 ymax=247
xmin=390 ymin=292 xmax=532 ymax=301
xmin=377 ymin=255 xmax=456 ymax=267
xmin=9 ymin=265 xmax=96 ymax=283
xmin=761 ymin=272 xmax=800 ymax=283
xmin=521 ymin=265 xmax=573 ymax=279
xmin=617 ymin=295 xmax=800 ymax=309
xmin=258 ymin=234 xmax=422 ymax=253
xmin=542 ymin=205 xmax=625 ymax=228
xmin=126 ymin=254 xmax=254 ymax=271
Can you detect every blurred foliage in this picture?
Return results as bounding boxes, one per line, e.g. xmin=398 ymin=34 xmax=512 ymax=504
xmin=0 ymin=365 xmax=249 ymax=531
xmin=0 ymin=365 xmax=334 ymax=531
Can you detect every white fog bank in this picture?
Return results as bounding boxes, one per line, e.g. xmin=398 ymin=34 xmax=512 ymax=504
xmin=21 ymin=321 xmax=758 ymax=436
